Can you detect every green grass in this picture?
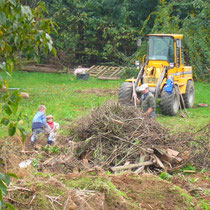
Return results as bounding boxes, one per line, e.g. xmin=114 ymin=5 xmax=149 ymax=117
xmin=157 ymin=82 xmax=210 ymax=133
xmin=0 ymin=71 xmax=209 ymax=138
xmin=0 ymin=71 xmax=123 ymax=137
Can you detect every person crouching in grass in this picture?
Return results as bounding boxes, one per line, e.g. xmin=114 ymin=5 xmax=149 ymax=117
xmin=46 ymin=115 xmax=60 ymax=145
xmin=31 ymin=105 xmax=48 ymax=146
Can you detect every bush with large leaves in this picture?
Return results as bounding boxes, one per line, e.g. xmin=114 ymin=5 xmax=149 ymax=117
xmin=0 ymin=172 xmax=17 ymax=209
xmin=0 ymin=0 xmax=55 ymax=208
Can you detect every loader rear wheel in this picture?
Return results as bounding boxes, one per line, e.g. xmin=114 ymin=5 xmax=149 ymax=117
xmin=160 ymin=88 xmax=179 ymax=116
xmin=182 ymin=80 xmax=195 ymax=108
xmin=118 ymin=82 xmax=133 ymax=104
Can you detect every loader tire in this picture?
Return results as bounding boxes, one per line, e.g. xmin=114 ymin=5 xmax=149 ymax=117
xmin=118 ymin=82 xmax=133 ymax=105
xmin=182 ymin=80 xmax=195 ymax=108
xmin=160 ymin=88 xmax=179 ymax=116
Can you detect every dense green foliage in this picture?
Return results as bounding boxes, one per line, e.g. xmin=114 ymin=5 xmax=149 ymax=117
xmin=0 ymin=1 xmax=55 ymax=208
xmin=36 ymin=0 xmax=209 ymax=80
xmin=43 ymin=0 xmax=158 ymax=67
xmin=151 ymin=0 xmax=209 ymax=80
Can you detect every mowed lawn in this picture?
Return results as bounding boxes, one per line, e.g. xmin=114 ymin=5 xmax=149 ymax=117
xmin=0 ymin=71 xmax=209 ymax=138
xmin=0 ymin=71 xmax=122 ymax=137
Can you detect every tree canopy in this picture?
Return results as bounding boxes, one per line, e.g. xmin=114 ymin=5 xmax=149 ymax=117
xmin=2 ymin=0 xmax=210 ymax=79
xmin=151 ymin=0 xmax=209 ymax=80
xmin=43 ymin=0 xmax=158 ymax=66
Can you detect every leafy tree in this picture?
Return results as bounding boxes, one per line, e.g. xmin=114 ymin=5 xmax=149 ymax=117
xmin=44 ymin=0 xmax=159 ymax=67
xmin=20 ymin=0 xmax=39 ymax=8
xmin=18 ymin=0 xmax=209 ymax=80
xmin=150 ymin=0 xmax=209 ymax=80
xmin=0 ymin=0 xmax=55 ymax=208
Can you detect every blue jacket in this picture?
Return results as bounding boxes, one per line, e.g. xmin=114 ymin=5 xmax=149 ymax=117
xmin=32 ymin=111 xmax=47 ymax=130
xmin=164 ymin=78 xmax=174 ymax=94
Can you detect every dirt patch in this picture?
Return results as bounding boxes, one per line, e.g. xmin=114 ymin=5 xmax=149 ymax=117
xmin=0 ymin=134 xmax=70 ymax=177
xmin=172 ymin=171 xmax=210 ymax=202
xmin=1 ymin=102 xmax=209 ymax=209
xmin=6 ymin=169 xmax=197 ymax=210
xmin=111 ymin=173 xmax=196 ymax=210
xmin=74 ymin=88 xmax=119 ymax=96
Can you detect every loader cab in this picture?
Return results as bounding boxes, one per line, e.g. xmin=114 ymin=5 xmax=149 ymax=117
xmin=148 ymin=35 xmax=174 ymax=63
xmin=142 ymin=34 xmax=185 ymax=88
xmin=146 ymin=34 xmax=184 ymax=68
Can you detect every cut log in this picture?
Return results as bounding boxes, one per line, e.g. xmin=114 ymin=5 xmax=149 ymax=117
xmin=153 ymin=147 xmax=165 ymax=155
xmin=153 ymin=147 xmax=182 ymax=164
xmin=166 ymin=148 xmax=179 ymax=157
xmin=111 ymin=119 xmax=124 ymax=125
xmin=43 ymin=157 xmax=55 ymax=165
xmin=124 ymin=161 xmax=130 ymax=166
xmin=139 ymin=155 xmax=145 ymax=163
xmin=111 ymin=161 xmax=154 ymax=172
xmin=147 ymin=148 xmax=154 ymax=154
xmin=135 ymin=166 xmax=145 ymax=174
xmin=82 ymin=158 xmax=89 ymax=164
xmin=153 ymin=155 xmax=165 ymax=169
xmin=183 ymin=170 xmax=196 ymax=173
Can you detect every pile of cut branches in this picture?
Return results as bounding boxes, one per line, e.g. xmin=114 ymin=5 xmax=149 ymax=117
xmin=41 ymin=102 xmax=208 ymax=174
xmin=68 ymin=102 xmax=185 ymax=173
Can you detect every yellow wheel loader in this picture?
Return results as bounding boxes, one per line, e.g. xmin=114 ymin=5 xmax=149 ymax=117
xmin=119 ymin=34 xmax=195 ymax=116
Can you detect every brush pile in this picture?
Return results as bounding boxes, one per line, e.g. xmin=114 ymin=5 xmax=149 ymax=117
xmin=65 ymin=102 xmax=187 ymax=174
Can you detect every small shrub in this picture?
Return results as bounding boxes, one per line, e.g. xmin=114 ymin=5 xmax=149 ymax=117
xmin=181 ymin=165 xmax=197 ymax=173
xmin=44 ymin=145 xmax=60 ymax=154
xmin=189 ymin=178 xmax=198 ymax=183
xmin=159 ymin=172 xmax=172 ymax=181
xmin=32 ymin=157 xmax=40 ymax=169
xmin=198 ymin=200 xmax=210 ymax=210
xmin=123 ymin=67 xmax=139 ymax=78
xmin=51 ymin=146 xmax=60 ymax=154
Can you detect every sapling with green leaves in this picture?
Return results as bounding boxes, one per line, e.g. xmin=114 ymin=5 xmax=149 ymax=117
xmin=0 ymin=0 xmax=56 ymax=208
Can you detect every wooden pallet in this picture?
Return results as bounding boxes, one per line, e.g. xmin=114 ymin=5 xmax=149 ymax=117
xmin=86 ymin=65 xmax=125 ymax=80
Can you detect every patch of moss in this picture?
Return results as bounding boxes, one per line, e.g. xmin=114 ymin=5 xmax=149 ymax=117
xmin=64 ymin=176 xmax=139 ymax=209
xmin=197 ymin=200 xmax=210 ymax=210
xmin=38 ymin=183 xmax=65 ymax=196
xmin=170 ymin=185 xmax=196 ymax=209
xmin=35 ymin=192 xmax=48 ymax=209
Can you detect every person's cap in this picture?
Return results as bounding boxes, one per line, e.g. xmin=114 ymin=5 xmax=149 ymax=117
xmin=136 ymin=84 xmax=149 ymax=92
xmin=47 ymin=115 xmax=53 ymax=119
